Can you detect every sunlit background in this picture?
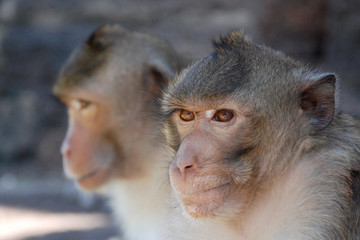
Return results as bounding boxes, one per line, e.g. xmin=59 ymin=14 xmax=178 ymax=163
xmin=0 ymin=0 xmax=359 ymax=239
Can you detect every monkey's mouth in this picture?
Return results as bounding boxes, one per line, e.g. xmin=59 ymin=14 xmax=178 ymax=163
xmin=78 ymin=169 xmax=101 ymax=182
xmin=176 ymin=182 xmax=231 ymax=218
xmin=76 ymin=168 xmax=110 ymax=190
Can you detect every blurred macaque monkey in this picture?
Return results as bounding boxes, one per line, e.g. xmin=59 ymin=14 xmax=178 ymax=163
xmin=53 ymin=25 xmax=185 ymax=240
xmin=162 ymin=32 xmax=360 ymax=239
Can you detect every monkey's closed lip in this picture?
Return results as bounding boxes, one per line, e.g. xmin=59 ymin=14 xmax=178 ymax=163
xmin=179 ymin=183 xmax=231 ymax=216
xmin=77 ymin=169 xmax=101 ymax=182
xmin=177 ymin=182 xmax=231 ymax=197
xmin=204 ymin=182 xmax=231 ymax=193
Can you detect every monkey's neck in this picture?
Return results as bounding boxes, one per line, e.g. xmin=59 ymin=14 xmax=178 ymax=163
xmin=239 ymin=157 xmax=347 ymax=239
xmin=106 ymin=150 xmax=170 ymax=240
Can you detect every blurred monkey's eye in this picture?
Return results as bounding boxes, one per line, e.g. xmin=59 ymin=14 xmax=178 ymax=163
xmin=213 ymin=109 xmax=234 ymax=122
xmin=70 ymin=99 xmax=98 ymax=119
xmin=179 ymin=110 xmax=195 ymax=121
xmin=72 ymin=99 xmax=91 ymax=111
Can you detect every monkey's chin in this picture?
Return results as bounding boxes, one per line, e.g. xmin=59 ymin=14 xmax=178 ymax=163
xmin=177 ymin=183 xmax=231 ymax=218
xmin=183 ymin=202 xmax=221 ymax=218
xmin=76 ymin=168 xmax=111 ymax=191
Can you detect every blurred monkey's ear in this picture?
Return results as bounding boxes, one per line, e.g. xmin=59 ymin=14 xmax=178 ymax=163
xmin=146 ymin=54 xmax=177 ymax=97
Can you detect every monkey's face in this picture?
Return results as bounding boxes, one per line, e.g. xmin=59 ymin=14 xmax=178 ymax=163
xmin=164 ymin=30 xmax=338 ymax=223
xmin=59 ymin=90 xmax=119 ymax=191
xmin=55 ymin=65 xmax=170 ymax=192
xmin=168 ymin=102 xmax=258 ymax=218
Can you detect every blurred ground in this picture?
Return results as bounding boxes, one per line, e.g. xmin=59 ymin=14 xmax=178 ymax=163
xmin=0 ymin=199 xmax=114 ymax=240
xmin=0 ymin=0 xmax=359 ymax=239
xmin=0 ymin=166 xmax=118 ymax=240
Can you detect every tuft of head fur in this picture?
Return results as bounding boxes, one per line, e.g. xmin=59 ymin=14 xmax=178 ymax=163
xmin=85 ymin=24 xmax=129 ymax=51
xmin=212 ymin=31 xmax=252 ymax=53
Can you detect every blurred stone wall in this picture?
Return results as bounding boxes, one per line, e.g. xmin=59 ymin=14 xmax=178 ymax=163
xmin=260 ymin=0 xmax=360 ymax=115
xmin=0 ymin=0 xmax=359 ymax=173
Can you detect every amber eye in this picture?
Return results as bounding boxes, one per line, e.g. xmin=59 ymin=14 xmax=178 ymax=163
xmin=79 ymin=99 xmax=91 ymax=109
xmin=71 ymin=99 xmax=92 ymax=111
xmin=78 ymin=99 xmax=91 ymax=109
xmin=213 ymin=109 xmax=234 ymax=122
xmin=179 ymin=110 xmax=195 ymax=121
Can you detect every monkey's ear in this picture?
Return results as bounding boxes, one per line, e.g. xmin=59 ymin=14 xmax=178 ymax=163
xmin=300 ymin=74 xmax=336 ymax=131
xmin=147 ymin=56 xmax=176 ymax=97
xmin=148 ymin=67 xmax=169 ymax=97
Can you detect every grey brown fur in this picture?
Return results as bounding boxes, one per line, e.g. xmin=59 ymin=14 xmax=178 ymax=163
xmin=162 ymin=31 xmax=360 ymax=239
xmin=53 ymin=24 xmax=187 ymax=240
xmin=55 ymin=24 xmax=185 ymax=97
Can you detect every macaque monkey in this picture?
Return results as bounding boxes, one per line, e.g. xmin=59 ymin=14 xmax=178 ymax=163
xmin=53 ymin=25 xmax=185 ymax=240
xmin=162 ymin=31 xmax=360 ymax=240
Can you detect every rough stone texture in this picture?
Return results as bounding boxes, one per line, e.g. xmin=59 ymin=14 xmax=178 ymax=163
xmin=260 ymin=0 xmax=327 ymax=62
xmin=0 ymin=0 xmax=359 ymax=239
xmin=326 ymin=0 xmax=360 ymax=74
xmin=325 ymin=0 xmax=360 ymax=115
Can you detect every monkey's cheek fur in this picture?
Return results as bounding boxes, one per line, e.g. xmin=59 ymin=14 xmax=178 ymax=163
xmin=176 ymin=183 xmax=232 ymax=218
xmin=76 ymin=168 xmax=112 ymax=191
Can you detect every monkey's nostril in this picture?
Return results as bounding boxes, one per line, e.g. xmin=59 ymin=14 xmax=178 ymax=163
xmin=177 ymin=163 xmax=196 ymax=179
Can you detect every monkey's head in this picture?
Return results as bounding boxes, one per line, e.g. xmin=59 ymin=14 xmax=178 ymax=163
xmin=53 ymin=24 xmax=181 ymax=192
xmin=162 ymin=31 xmax=336 ymax=219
